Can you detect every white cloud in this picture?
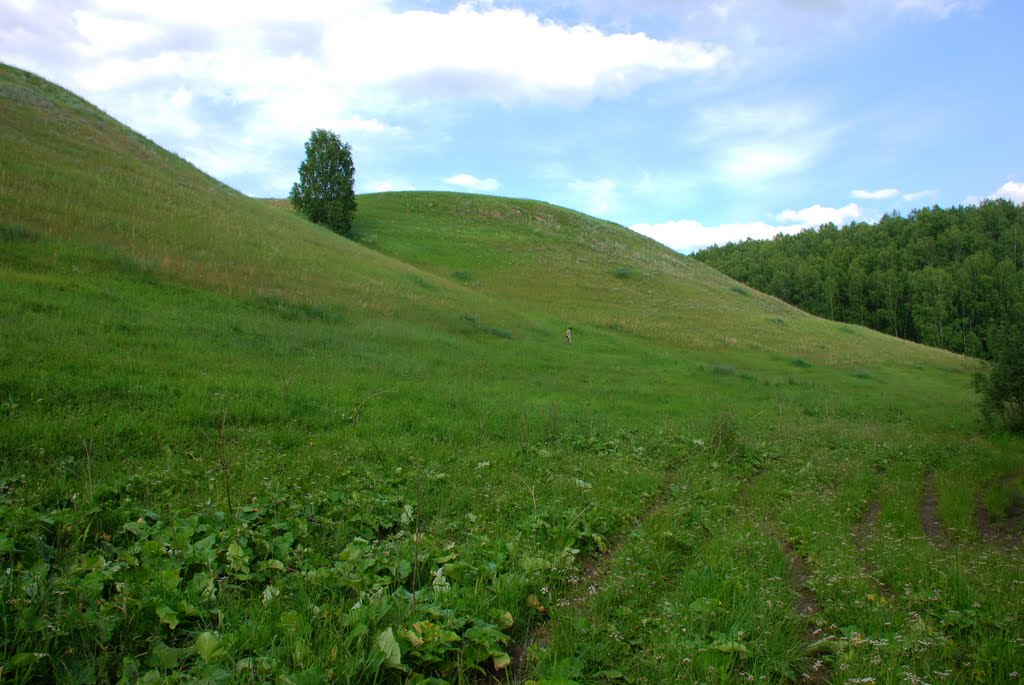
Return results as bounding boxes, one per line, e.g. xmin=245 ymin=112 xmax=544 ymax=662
xmin=989 ymin=181 xmax=1024 ymax=203
xmin=851 ymin=187 xmax=899 ymax=200
xmin=71 ymin=10 xmax=163 ymax=57
xmin=902 ymin=189 xmax=937 ymax=202
xmin=631 ymin=219 xmax=795 ymax=253
xmin=776 ymin=202 xmax=861 ymax=226
xmin=323 ymin=4 xmax=729 ymax=102
xmin=66 ymin=2 xmax=729 ymax=105
xmin=444 ymin=173 xmax=500 ymax=191
xmin=369 ymin=179 xmax=416 ymax=193
xmin=633 ymin=201 xmax=863 ymax=253
xmin=851 ymin=187 xmax=938 ymax=203
xmin=0 ymin=1 xmax=730 ymax=199
xmin=719 ymin=144 xmax=812 ymax=180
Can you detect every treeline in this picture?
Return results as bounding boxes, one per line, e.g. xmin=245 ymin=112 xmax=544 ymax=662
xmin=693 ymin=199 xmax=1024 ymax=358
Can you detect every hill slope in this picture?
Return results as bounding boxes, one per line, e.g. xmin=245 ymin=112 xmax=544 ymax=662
xmin=352 ymin=191 xmax=970 ymax=366
xmin=2 ymin=63 xmax=1022 ymax=684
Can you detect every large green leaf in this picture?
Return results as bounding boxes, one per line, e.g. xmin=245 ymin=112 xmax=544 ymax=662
xmin=377 ymin=627 xmax=403 ymax=669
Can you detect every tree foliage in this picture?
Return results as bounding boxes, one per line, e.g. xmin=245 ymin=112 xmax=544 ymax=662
xmin=693 ymin=199 xmax=1024 ymax=360
xmin=975 ymin=321 xmax=1024 ymax=432
xmin=289 ymin=128 xmax=357 ymax=235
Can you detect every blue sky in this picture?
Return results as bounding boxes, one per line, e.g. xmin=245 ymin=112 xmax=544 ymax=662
xmin=2 ymin=0 xmax=1021 ymax=252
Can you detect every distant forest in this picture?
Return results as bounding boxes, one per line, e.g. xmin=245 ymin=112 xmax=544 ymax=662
xmin=693 ymin=199 xmax=1024 ymax=359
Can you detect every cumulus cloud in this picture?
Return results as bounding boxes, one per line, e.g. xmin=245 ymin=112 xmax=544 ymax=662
xmin=0 ymin=1 xmax=730 ymax=197
xmin=989 ymin=181 xmax=1024 ymax=203
xmin=325 ymin=4 xmax=729 ymax=103
xmin=444 ymin=173 xmax=500 ymax=191
xmin=632 ymin=202 xmax=863 ymax=253
xmin=776 ymin=202 xmax=861 ymax=226
xmin=53 ymin=2 xmax=729 ymax=105
xmin=630 ymin=219 xmax=789 ymax=254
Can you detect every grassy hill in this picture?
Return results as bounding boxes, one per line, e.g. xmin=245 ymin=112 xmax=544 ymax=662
xmin=1 ymin=62 xmax=1022 ymax=684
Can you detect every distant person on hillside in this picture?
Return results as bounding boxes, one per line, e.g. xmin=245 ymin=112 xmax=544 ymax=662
xmin=565 ymin=326 xmax=573 ymax=345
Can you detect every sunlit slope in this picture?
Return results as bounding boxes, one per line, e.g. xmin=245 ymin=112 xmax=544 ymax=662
xmin=1 ymin=60 xmax=965 ymax=375
xmin=354 ymin=191 xmax=968 ymax=369
xmin=0 ymin=63 xmax=522 ymax=336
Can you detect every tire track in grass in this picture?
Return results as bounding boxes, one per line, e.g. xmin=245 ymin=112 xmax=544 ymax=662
xmin=769 ymin=531 xmax=833 ymax=685
xmin=920 ymin=472 xmax=947 ymax=548
xmin=977 ymin=473 xmax=1024 ymax=545
xmin=850 ymin=497 xmax=904 ymax=606
xmin=851 ymin=498 xmax=882 ymax=568
xmin=499 ymin=452 xmax=760 ymax=684
xmin=497 ymin=462 xmax=692 ymax=683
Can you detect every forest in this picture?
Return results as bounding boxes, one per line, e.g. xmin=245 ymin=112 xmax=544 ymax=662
xmin=693 ymin=199 xmax=1024 ymax=358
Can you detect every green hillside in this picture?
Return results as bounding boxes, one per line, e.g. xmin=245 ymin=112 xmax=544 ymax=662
xmin=2 ymin=63 xmax=1022 ymax=684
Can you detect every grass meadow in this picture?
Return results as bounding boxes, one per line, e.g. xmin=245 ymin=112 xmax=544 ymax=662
xmin=2 ymin=62 xmax=1023 ymax=684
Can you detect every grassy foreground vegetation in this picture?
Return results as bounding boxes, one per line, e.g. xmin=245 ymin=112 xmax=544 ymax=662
xmin=2 ymin=62 xmax=1023 ymax=684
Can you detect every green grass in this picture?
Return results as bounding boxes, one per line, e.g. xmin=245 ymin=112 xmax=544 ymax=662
xmin=2 ymin=62 xmax=1023 ymax=684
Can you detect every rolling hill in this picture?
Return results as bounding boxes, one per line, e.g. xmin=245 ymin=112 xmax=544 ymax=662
xmin=1 ymin=62 xmax=1021 ymax=684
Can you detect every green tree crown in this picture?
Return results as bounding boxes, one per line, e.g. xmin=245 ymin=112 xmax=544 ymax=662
xmin=289 ymin=129 xmax=357 ymax=235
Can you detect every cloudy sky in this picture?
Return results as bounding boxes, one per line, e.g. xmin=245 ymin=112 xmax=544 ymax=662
xmin=2 ymin=0 xmax=1022 ymax=252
